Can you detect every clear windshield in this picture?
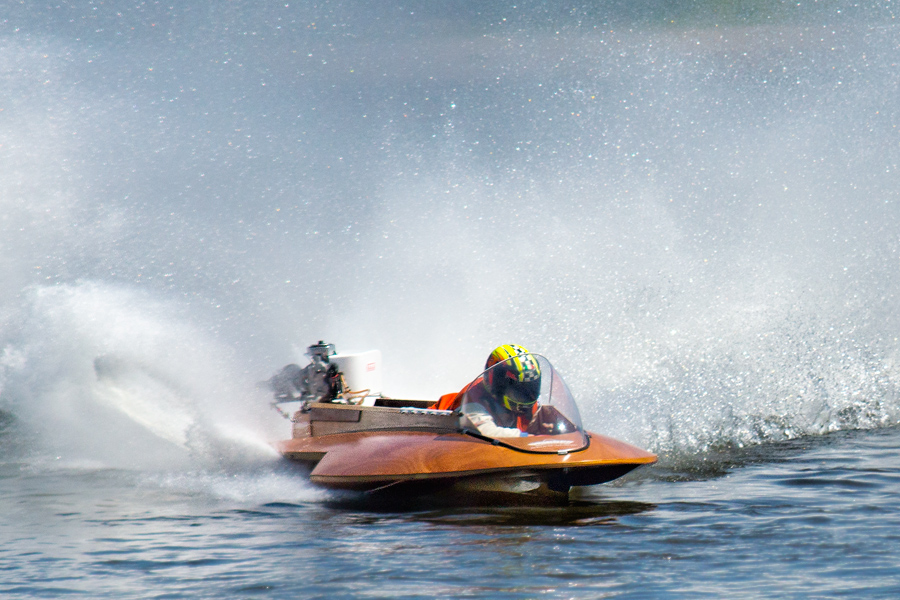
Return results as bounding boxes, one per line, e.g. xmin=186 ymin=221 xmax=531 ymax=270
xmin=458 ymin=354 xmax=589 ymax=453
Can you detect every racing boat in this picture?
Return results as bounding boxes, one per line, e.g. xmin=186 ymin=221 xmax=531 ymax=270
xmin=268 ymin=342 xmax=656 ymax=501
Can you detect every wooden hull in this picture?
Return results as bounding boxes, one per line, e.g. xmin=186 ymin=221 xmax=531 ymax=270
xmin=269 ymin=351 xmax=657 ymax=501
xmin=275 ymin=409 xmax=657 ymax=496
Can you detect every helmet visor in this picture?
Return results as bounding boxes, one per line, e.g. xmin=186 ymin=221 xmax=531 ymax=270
xmin=500 ymin=382 xmax=539 ymax=412
xmin=459 ymin=353 xmax=589 ymax=452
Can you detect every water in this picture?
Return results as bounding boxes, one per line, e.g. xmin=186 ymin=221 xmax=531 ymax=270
xmin=3 ymin=428 xmax=900 ymax=598
xmin=3 ymin=1 xmax=900 ymax=597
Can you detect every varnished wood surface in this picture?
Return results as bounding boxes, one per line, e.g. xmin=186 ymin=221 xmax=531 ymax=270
xmin=295 ymin=402 xmax=459 ymax=437
xmin=276 ymin=430 xmax=657 ymax=486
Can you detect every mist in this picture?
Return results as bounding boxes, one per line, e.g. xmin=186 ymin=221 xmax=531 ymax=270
xmin=2 ymin=1 xmax=899 ymax=465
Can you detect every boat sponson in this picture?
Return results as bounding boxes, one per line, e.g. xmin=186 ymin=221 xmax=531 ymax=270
xmin=275 ymin=430 xmax=656 ymax=490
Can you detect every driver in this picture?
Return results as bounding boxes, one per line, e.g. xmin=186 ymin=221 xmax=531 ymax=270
xmin=432 ymin=344 xmax=541 ymax=438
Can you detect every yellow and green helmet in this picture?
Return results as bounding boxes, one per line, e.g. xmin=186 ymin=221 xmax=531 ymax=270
xmin=484 ymin=344 xmax=542 ymax=412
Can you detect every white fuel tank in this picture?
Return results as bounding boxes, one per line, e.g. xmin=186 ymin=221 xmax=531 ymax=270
xmin=331 ymin=350 xmax=382 ymax=397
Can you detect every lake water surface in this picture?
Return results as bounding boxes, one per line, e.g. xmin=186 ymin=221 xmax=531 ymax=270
xmin=3 ymin=424 xmax=900 ymax=598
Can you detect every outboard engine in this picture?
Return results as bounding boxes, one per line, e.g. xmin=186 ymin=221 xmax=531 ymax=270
xmin=269 ymin=341 xmax=344 ymax=404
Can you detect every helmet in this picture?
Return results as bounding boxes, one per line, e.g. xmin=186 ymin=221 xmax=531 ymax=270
xmin=484 ymin=344 xmax=542 ymax=412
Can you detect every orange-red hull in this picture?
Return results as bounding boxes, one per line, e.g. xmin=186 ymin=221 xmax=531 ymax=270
xmin=268 ymin=350 xmax=657 ymax=500
xmin=276 ymin=425 xmax=656 ymax=494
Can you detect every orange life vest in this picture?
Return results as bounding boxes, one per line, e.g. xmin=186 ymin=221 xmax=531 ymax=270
xmin=431 ymin=376 xmax=536 ymax=431
xmin=430 ymin=377 xmax=481 ymax=411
